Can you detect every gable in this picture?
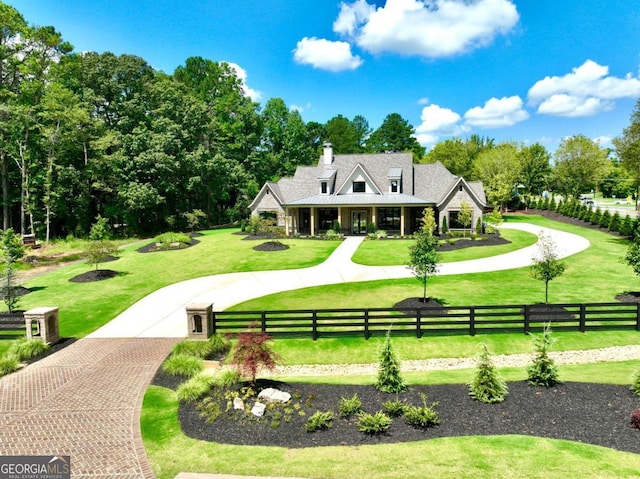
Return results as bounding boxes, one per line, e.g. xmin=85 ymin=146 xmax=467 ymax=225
xmin=335 ymin=163 xmax=383 ymax=195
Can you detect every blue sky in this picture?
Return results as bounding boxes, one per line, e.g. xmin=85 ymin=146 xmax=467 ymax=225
xmin=7 ymin=0 xmax=640 ymax=154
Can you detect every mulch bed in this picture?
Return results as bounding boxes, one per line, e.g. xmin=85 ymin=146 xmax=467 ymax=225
xmin=69 ymin=269 xmax=118 ymax=283
xmin=137 ymin=238 xmax=200 ymax=253
xmin=394 ymin=297 xmax=448 ymax=315
xmin=616 ymin=292 xmax=640 ymax=303
xmin=0 ymin=286 xmax=32 ymax=299
xmin=438 ymin=234 xmax=509 ymax=251
xmin=253 ymin=241 xmax=290 ymax=252
xmin=153 ymin=371 xmax=640 ymax=452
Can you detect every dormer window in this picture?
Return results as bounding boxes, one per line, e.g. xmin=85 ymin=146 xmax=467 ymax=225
xmin=320 ymin=182 xmax=328 ymax=194
xmin=390 ymin=180 xmax=399 ymax=194
xmin=353 ymin=181 xmax=366 ymax=193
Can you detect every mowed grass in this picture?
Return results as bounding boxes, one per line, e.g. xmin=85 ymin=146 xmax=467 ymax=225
xmin=4 ymin=229 xmax=339 ymax=338
xmin=352 ymin=227 xmax=538 ymax=266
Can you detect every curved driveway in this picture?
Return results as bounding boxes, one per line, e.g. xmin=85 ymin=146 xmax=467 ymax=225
xmin=0 ymin=222 xmax=589 ymax=479
xmin=89 ymin=222 xmax=589 ymax=338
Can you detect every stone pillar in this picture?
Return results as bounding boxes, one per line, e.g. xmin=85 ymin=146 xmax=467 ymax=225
xmin=25 ymin=307 xmax=60 ymax=345
xmin=186 ymin=303 xmax=213 ymax=340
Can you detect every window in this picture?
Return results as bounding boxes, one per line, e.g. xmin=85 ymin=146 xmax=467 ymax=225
xmin=449 ymin=211 xmax=464 ymax=229
xmin=390 ymin=180 xmax=399 ymax=193
xmin=319 ymin=208 xmax=338 ymax=230
xmin=378 ymin=207 xmax=401 ymax=230
xmin=320 ymin=182 xmax=328 ymax=194
xmin=353 ymin=181 xmax=366 ymax=193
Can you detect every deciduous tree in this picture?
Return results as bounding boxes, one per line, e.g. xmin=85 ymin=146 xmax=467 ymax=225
xmin=530 ymin=232 xmax=566 ymax=303
xmin=408 ymin=208 xmax=439 ymax=302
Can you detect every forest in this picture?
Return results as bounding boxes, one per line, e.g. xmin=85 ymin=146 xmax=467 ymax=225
xmin=0 ymin=1 xmax=637 ymax=239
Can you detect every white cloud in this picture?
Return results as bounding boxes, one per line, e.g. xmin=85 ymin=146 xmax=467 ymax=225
xmin=293 ymin=37 xmax=363 ymax=72
xmin=463 ymin=95 xmax=529 ymax=128
xmin=417 ymin=97 xmax=430 ymax=104
xmin=593 ymin=135 xmax=613 ymax=147
xmin=290 ymin=102 xmax=312 ymax=113
xmin=334 ymin=0 xmax=376 ymax=36
xmin=528 ymin=60 xmax=640 ymax=117
xmin=415 ymin=103 xmax=467 ymax=146
xmin=226 ymin=62 xmax=262 ymax=101
xmin=335 ymin=0 xmax=519 ymax=58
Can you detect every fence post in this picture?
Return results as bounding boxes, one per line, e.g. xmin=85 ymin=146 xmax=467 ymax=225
xmin=364 ymin=309 xmax=369 ymax=340
xmin=416 ymin=309 xmax=422 ymax=338
xmin=637 ymin=303 xmax=640 ymax=332
xmin=212 ymin=312 xmax=217 ymax=334
xmin=261 ymin=311 xmax=267 ymax=332
xmin=523 ymin=305 xmax=530 ymax=334
xmin=580 ymin=304 xmax=586 ymax=332
xmin=312 ymin=310 xmax=318 ymax=340
xmin=469 ymin=307 xmax=475 ymax=336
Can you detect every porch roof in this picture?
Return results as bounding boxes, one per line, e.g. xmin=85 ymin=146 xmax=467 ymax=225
xmin=284 ymin=193 xmax=434 ymax=207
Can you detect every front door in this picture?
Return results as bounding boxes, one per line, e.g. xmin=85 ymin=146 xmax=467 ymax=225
xmin=299 ymin=209 xmax=310 ymax=235
xmin=351 ymin=210 xmax=368 ymax=235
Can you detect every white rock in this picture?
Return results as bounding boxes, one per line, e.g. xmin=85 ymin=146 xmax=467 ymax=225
xmin=233 ymin=397 xmax=244 ymax=410
xmin=258 ymin=388 xmax=291 ymax=403
xmin=251 ymin=401 xmax=266 ymax=417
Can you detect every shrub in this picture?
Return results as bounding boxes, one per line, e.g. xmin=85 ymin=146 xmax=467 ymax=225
xmin=171 ymin=335 xmax=231 ymax=359
xmin=162 ymin=354 xmax=204 ymax=378
xmin=229 ymin=323 xmax=280 ymax=384
xmin=154 ymin=232 xmax=191 ymax=249
xmin=356 ymin=411 xmax=392 ymax=434
xmin=7 ymin=338 xmax=50 ymax=361
xmin=403 ymin=393 xmax=440 ymax=428
xmin=590 ymin=207 xmax=602 ymax=226
xmin=382 ymin=398 xmax=407 ymax=418
xmin=367 ymin=222 xmax=376 ymax=234
xmin=475 ymin=217 xmax=483 ymax=235
xmin=527 ymin=324 xmax=559 ymax=387
xmin=248 ymin=215 xmax=261 ymax=235
xmin=325 ymin=229 xmax=343 ymax=240
xmin=375 ymin=230 xmax=387 ymax=239
xmin=375 ymin=331 xmax=406 ymax=393
xmin=441 ymin=216 xmax=448 ymax=234
xmin=305 ymin=410 xmax=333 ymax=432
xmin=609 ymin=211 xmax=621 ymax=232
xmin=332 ymin=220 xmax=341 ymax=233
xmin=338 ymin=393 xmax=362 ymax=417
xmin=631 ymin=409 xmax=640 ymax=429
xmin=620 ymin=215 xmax=634 ymax=237
xmin=0 ymin=356 xmax=19 ymax=376
xmin=177 ymin=374 xmax=216 ymax=403
xmin=469 ymin=344 xmax=509 ymax=404
xmin=196 ymin=396 xmax=223 ymax=423
xmin=600 ymin=209 xmax=611 ymax=229
xmin=631 ymin=370 xmax=640 ymax=396
xmin=217 ymin=369 xmax=241 ymax=388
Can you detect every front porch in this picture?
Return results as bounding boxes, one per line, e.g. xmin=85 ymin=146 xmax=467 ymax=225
xmin=284 ymin=206 xmax=434 ymax=236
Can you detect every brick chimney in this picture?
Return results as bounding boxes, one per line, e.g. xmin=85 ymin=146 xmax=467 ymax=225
xmin=323 ymin=142 xmax=333 ymax=165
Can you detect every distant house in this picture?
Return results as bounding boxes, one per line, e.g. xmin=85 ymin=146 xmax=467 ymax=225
xmin=249 ymin=143 xmax=487 ymax=236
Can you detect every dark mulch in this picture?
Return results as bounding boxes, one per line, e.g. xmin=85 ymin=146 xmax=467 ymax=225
xmin=394 ymin=297 xmax=448 ymax=315
xmin=68 ymin=269 xmax=118 ymax=283
xmin=137 ymin=238 xmax=200 ymax=253
xmin=99 ymin=254 xmax=119 ymax=263
xmin=23 ymin=337 xmax=76 ymax=365
xmin=616 ymin=292 xmax=640 ymax=303
xmin=252 ymin=241 xmax=290 ymax=252
xmin=438 ymin=234 xmax=509 ymax=251
xmin=0 ymin=286 xmax=31 ymax=299
xmin=165 ymin=376 xmax=640 ymax=452
xmin=524 ymin=303 xmax=576 ymax=322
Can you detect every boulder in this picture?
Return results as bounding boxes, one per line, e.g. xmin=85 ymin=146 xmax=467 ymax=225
xmin=251 ymin=401 xmax=266 ymax=417
xmin=258 ymin=388 xmax=291 ymax=403
xmin=233 ymin=397 xmax=244 ymax=410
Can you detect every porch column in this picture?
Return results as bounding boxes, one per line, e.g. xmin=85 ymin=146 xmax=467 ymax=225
xmin=310 ymin=207 xmax=316 ymax=236
xmin=371 ymin=208 xmax=376 ymax=228
xmin=285 ymin=207 xmax=290 ymax=236
xmin=337 ymin=207 xmax=342 ymax=231
xmin=400 ymin=206 xmax=405 ymax=236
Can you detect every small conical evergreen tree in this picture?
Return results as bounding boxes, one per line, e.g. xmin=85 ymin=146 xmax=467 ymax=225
xmin=376 ymin=331 xmax=406 ymax=393
xmin=527 ymin=324 xmax=559 ymax=387
xmin=469 ymin=344 xmax=508 ymax=403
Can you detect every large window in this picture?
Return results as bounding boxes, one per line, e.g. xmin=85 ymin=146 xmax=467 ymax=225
xmin=378 ymin=207 xmax=401 ymax=230
xmin=353 ymin=181 xmax=366 ymax=193
xmin=448 ymin=211 xmax=464 ymax=229
xmin=320 ymin=182 xmax=328 ymax=194
xmin=319 ymin=208 xmax=338 ymax=231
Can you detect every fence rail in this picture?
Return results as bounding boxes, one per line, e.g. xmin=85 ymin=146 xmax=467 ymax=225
xmin=212 ymin=302 xmax=640 ymax=340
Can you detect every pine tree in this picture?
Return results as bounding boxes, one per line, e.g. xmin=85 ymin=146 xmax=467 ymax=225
xmin=527 ymin=325 xmax=559 ymax=387
xmin=469 ymin=344 xmax=508 ymax=403
xmin=375 ymin=331 xmax=406 ymax=393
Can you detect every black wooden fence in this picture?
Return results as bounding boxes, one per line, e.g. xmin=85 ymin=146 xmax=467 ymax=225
xmin=212 ymin=302 xmax=640 ymax=340
xmin=0 ymin=312 xmax=31 ymax=339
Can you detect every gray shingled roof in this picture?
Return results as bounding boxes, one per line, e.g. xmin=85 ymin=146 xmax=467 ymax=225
xmin=286 ymin=193 xmax=433 ymax=206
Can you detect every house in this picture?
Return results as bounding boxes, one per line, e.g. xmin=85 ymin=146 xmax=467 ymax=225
xmin=249 ymin=143 xmax=487 ymax=236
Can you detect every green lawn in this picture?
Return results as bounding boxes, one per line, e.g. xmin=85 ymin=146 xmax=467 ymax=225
xmin=4 ymin=229 xmax=339 ymax=338
xmin=352 ymin=227 xmax=537 ymax=265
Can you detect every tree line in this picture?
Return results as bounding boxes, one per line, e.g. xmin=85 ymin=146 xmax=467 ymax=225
xmin=1 ymin=1 xmax=639 ymax=240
